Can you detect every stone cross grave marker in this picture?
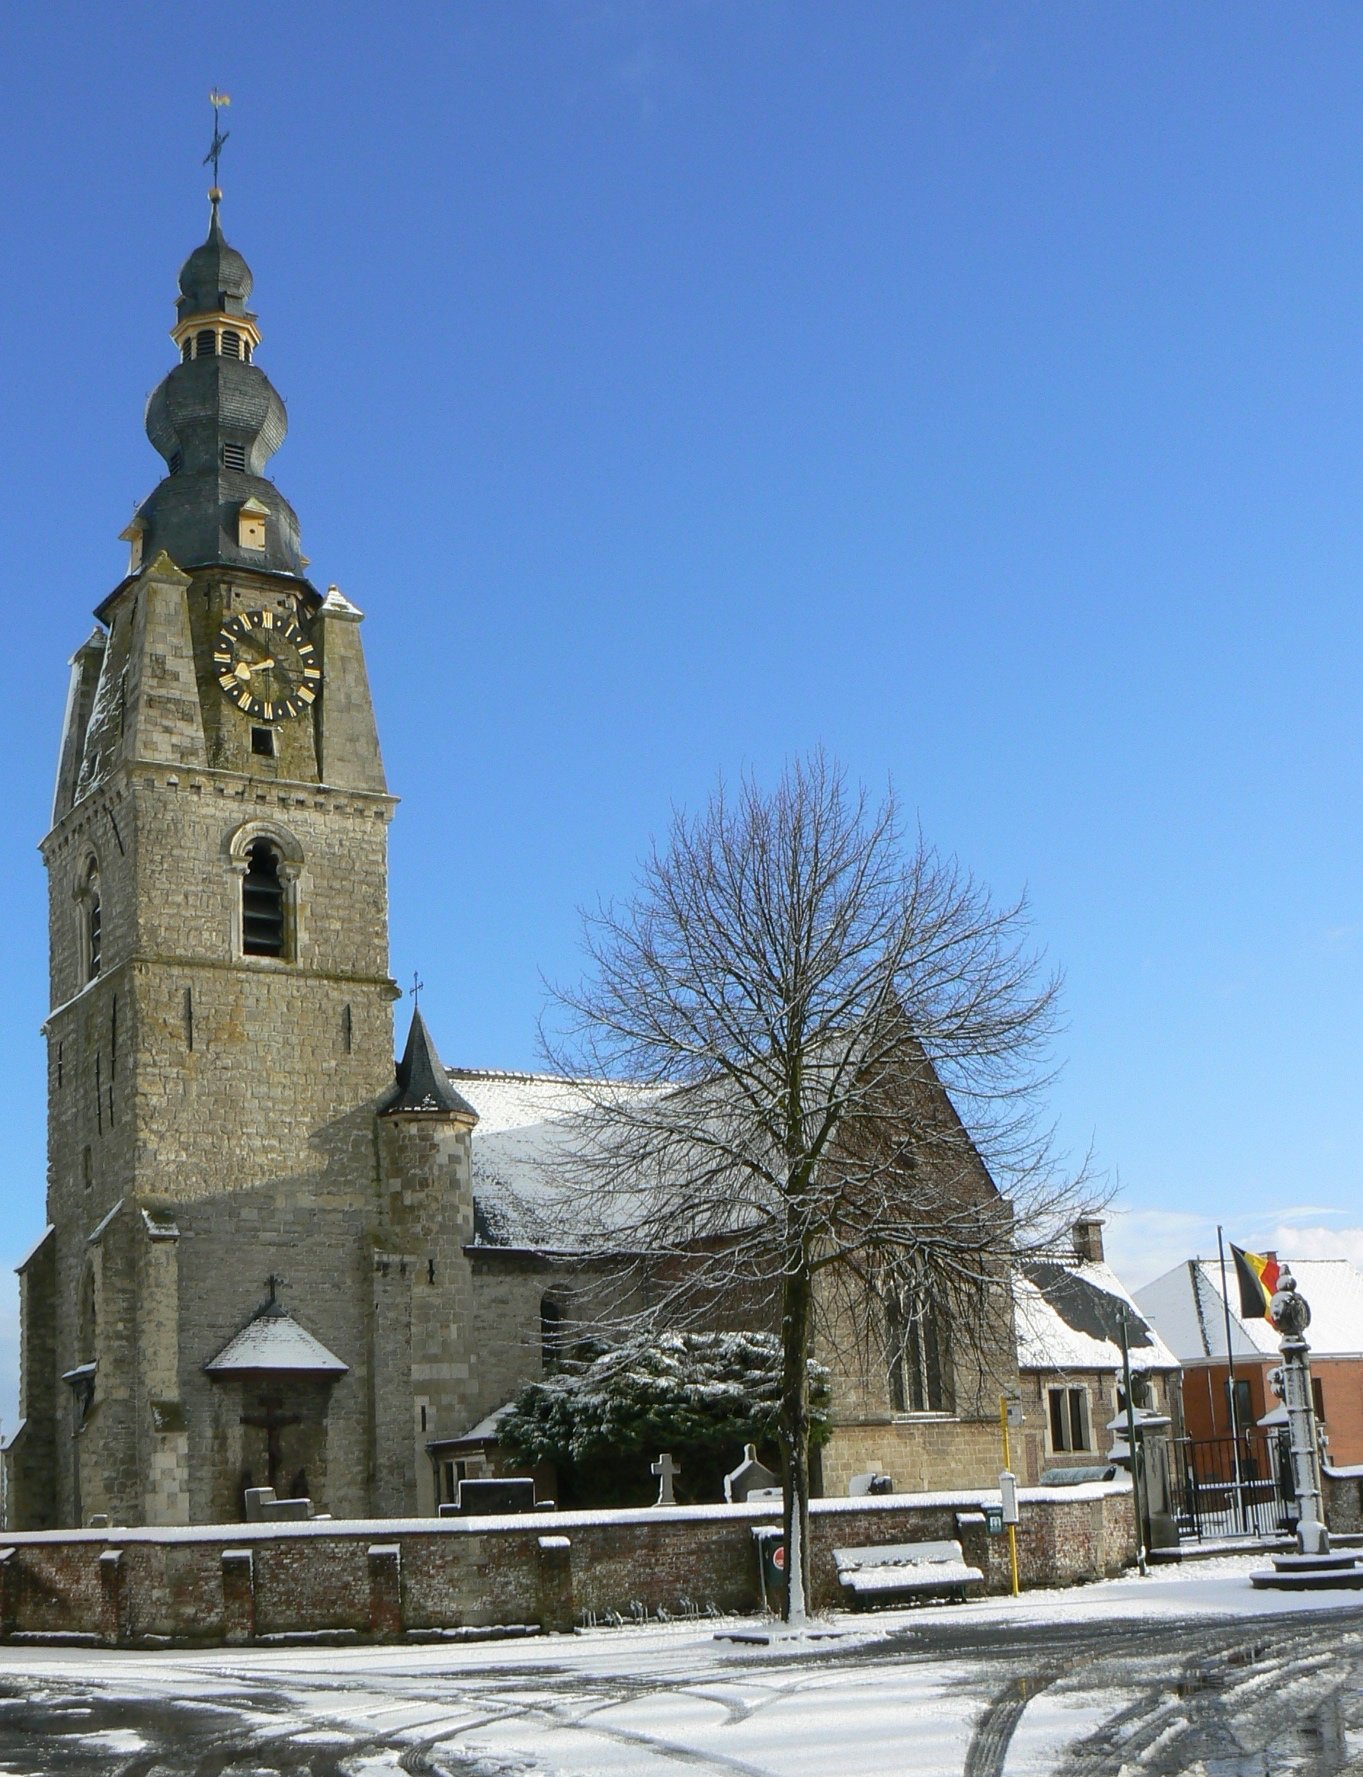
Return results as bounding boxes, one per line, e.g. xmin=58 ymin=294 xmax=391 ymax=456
xmin=651 ymin=1451 xmax=681 ymax=1505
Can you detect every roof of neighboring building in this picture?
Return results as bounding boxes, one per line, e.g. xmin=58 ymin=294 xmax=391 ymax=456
xmin=1014 ymin=1257 xmax=1180 ymax=1376
xmin=1135 ymin=1258 xmax=1363 ymax=1362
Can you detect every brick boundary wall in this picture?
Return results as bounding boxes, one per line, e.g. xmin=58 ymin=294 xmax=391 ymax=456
xmin=0 ymin=1485 xmax=1136 ymax=1648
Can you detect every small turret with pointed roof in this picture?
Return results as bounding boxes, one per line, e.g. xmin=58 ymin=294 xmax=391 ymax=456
xmin=387 ymin=1006 xmax=478 ymax=1120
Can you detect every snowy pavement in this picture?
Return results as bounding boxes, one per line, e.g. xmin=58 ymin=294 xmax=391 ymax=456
xmin=0 ymin=1556 xmax=1361 ymax=1774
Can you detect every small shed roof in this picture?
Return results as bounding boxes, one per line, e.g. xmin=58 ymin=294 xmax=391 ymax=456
xmin=204 ymin=1304 xmax=348 ymax=1376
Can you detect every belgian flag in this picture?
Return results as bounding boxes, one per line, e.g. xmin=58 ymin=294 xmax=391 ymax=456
xmin=1231 ymin=1245 xmax=1280 ymax=1319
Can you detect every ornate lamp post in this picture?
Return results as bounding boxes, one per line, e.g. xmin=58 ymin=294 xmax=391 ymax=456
xmin=1267 ymin=1268 xmax=1327 ymax=1558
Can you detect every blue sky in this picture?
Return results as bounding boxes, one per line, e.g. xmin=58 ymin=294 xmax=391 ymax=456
xmin=3 ymin=3 xmax=1363 ymax=1424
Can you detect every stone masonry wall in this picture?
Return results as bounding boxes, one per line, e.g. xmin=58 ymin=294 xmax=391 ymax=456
xmin=0 ymin=1485 xmax=1136 ymax=1646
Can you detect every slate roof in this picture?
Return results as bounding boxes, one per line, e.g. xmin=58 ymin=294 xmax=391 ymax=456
xmin=447 ymin=1068 xmax=612 ymax=1244
xmin=386 ymin=1009 xmax=477 ymax=1117
xmin=1014 ymin=1257 xmax=1180 ymax=1376
xmin=204 ymin=1303 xmax=348 ymax=1375
xmin=1135 ymin=1258 xmax=1363 ymax=1361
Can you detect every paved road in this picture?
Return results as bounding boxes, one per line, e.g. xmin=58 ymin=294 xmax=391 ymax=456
xmin=1 ymin=1602 xmax=1361 ymax=1775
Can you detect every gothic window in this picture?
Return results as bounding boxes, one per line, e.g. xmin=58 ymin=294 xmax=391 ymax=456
xmin=77 ymin=859 xmax=102 ymax=982
xmin=242 ymin=840 xmax=286 ymax=957
xmin=540 ymin=1296 xmax=563 ymax=1370
xmin=884 ymin=1271 xmax=950 ymax=1414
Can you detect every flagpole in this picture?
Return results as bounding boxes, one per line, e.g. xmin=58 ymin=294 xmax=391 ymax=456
xmin=1216 ymin=1225 xmax=1247 ymax=1533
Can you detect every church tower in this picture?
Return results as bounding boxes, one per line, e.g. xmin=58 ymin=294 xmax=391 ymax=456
xmin=7 ymin=188 xmax=434 ymax=1528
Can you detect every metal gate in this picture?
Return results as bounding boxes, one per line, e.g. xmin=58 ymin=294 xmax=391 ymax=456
xmin=1170 ymin=1430 xmax=1295 ymax=1541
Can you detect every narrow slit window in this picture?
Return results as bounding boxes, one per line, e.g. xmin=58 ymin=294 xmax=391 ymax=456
xmin=184 ymin=985 xmax=194 ymax=1052
xmin=241 ymin=840 xmax=286 ymax=957
xmin=342 ymin=1003 xmax=352 ymax=1053
xmin=80 ymin=862 xmax=103 ymax=983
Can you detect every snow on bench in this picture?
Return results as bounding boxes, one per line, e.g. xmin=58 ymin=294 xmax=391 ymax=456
xmin=833 ymin=1538 xmax=985 ymax=1606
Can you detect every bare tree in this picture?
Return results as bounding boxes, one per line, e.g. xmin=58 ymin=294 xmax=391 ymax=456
xmin=538 ymin=752 xmax=1096 ymax=1623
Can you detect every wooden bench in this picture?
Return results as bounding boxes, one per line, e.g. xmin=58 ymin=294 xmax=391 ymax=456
xmin=833 ymin=1538 xmax=985 ymax=1607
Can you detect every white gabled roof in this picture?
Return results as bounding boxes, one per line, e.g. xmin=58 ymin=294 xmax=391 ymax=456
xmin=450 ymin=1068 xmax=658 ymax=1243
xmin=204 ymin=1307 xmax=348 ymax=1376
xmin=1015 ymin=1257 xmax=1180 ymax=1376
xmin=1134 ymin=1258 xmax=1363 ymax=1362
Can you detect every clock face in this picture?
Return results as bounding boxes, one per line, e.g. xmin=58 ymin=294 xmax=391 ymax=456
xmin=213 ymin=608 xmax=321 ymax=721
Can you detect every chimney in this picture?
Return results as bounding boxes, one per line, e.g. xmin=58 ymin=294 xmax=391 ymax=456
xmin=1072 ymin=1215 xmax=1105 ymax=1264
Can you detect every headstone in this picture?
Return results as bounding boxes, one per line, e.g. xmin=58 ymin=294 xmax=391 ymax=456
xmin=848 ymin=1471 xmax=893 ymax=1496
xmin=724 ymin=1443 xmax=779 ymax=1503
xmin=243 ymin=1486 xmax=276 ymax=1522
xmin=651 ymin=1451 xmax=681 ymax=1506
xmin=260 ymin=1496 xmax=313 ymax=1521
xmin=450 ymin=1476 xmax=538 ymax=1516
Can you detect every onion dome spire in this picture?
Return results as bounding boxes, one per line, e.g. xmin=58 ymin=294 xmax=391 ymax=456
xmin=130 ymin=162 xmax=306 ymax=581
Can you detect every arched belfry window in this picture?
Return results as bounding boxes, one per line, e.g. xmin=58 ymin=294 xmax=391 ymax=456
xmin=242 ymin=840 xmax=285 ymax=957
xmin=76 ymin=858 xmax=102 ymax=983
xmin=221 ymin=329 xmax=242 ymax=360
xmin=195 ymin=328 xmax=216 ymax=359
xmin=228 ymin=820 xmax=303 ymax=963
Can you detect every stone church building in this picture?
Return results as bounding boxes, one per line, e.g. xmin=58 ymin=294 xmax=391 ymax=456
xmin=8 ymin=198 xmax=1039 ymax=1531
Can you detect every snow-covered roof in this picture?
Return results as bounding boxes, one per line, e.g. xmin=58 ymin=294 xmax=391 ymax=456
xmin=204 ymin=1307 xmax=349 ymax=1375
xmin=1134 ymin=1257 xmax=1363 ymax=1362
xmin=1014 ymin=1257 xmax=1179 ymax=1375
xmin=450 ymin=1068 xmax=656 ymax=1244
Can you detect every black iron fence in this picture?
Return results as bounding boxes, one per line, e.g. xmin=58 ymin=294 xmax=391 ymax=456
xmin=1170 ymin=1430 xmax=1296 ymax=1542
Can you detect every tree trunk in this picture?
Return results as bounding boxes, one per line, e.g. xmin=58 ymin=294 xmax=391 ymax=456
xmin=779 ymin=1253 xmax=814 ymax=1624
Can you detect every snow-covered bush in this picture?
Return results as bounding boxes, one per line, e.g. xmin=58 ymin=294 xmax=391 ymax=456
xmin=499 ymin=1330 xmax=830 ymax=1504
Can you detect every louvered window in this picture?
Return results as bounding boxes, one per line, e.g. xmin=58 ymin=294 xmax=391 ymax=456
xmin=221 ymin=330 xmax=241 ymax=360
xmin=168 ymin=451 xmax=183 ymax=476
xmin=242 ymin=841 xmax=285 ymax=957
xmin=180 ymin=339 xmax=193 ymax=363
xmin=196 ymin=329 xmax=216 ymax=358
xmin=87 ymin=887 xmax=102 ymax=980
xmin=223 ymin=442 xmax=247 ymax=472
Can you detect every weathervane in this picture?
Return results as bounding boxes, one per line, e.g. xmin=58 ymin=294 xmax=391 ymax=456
xmin=203 ymin=89 xmax=231 ymax=192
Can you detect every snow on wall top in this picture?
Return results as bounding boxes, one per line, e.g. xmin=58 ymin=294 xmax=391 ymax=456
xmin=1014 ymin=1258 xmax=1180 ymax=1375
xmin=1134 ymin=1257 xmax=1363 ymax=1362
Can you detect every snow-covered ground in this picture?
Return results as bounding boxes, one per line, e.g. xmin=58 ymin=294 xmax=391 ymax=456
xmin=0 ymin=1555 xmax=1361 ymax=1774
